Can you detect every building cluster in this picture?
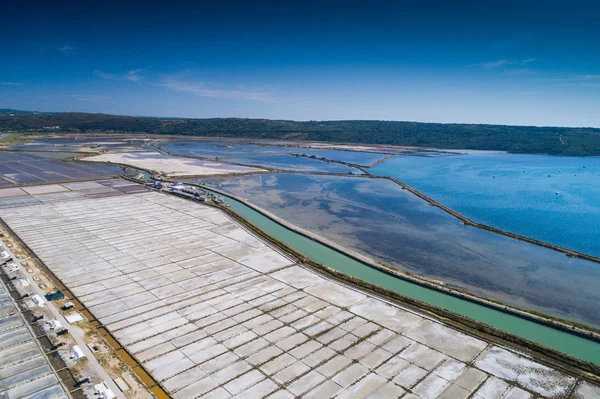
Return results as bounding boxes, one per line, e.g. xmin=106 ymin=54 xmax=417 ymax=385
xmin=0 ymin=237 xmax=118 ymax=399
xmin=148 ymin=180 xmax=227 ymax=204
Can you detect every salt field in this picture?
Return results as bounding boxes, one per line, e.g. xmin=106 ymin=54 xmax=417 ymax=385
xmin=0 ymin=180 xmax=597 ymax=398
xmin=0 ymin=151 xmax=121 ymax=187
xmin=158 ymin=140 xmax=291 ymax=160
xmin=9 ymin=138 xmax=151 ymax=153
xmin=82 ymin=152 xmax=266 ymax=177
xmin=196 ymin=173 xmax=600 ymax=328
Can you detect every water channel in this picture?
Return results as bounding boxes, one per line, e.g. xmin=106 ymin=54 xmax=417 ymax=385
xmin=202 ymin=187 xmax=600 ymax=365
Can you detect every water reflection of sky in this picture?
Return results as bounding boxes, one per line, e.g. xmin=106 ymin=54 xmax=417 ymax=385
xmin=373 ymin=152 xmax=600 ymax=257
xmin=160 ymin=140 xmax=291 ymax=159
xmin=288 ymin=149 xmax=388 ymax=166
xmin=228 ymin=155 xmax=362 ymax=174
xmin=161 ymin=140 xmax=388 ymax=165
xmin=195 ymin=173 xmax=600 ymax=329
xmin=161 ymin=140 xmax=380 ymax=172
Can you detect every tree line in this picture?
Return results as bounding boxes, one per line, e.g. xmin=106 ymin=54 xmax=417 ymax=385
xmin=1 ymin=111 xmax=599 ymax=155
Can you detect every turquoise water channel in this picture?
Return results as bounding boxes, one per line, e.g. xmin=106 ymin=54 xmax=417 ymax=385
xmin=205 ymin=188 xmax=600 ymax=365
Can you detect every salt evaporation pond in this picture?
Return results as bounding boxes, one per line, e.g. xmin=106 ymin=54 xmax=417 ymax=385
xmin=195 ymin=173 xmax=600 ymax=329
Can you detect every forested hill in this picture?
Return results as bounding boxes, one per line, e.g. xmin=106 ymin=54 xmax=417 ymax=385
xmin=1 ymin=111 xmax=600 ymax=155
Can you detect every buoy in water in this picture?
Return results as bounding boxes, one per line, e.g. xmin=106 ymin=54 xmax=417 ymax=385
xmin=555 ymin=191 xmax=560 ymax=195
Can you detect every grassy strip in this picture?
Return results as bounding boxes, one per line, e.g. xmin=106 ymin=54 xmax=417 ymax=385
xmin=0 ymin=132 xmax=25 ymax=145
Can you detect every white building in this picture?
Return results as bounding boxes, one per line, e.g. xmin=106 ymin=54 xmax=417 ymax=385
xmin=70 ymin=345 xmax=85 ymax=360
xmin=93 ymin=383 xmax=116 ymax=399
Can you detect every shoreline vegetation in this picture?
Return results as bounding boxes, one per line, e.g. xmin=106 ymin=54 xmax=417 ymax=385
xmin=2 ymin=110 xmax=600 ymax=155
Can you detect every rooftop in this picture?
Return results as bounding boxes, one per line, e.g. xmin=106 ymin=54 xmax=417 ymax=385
xmin=0 ymin=259 xmax=69 ymax=399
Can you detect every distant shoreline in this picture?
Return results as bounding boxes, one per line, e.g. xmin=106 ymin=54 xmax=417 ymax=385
xmin=3 ymin=108 xmax=600 ymax=155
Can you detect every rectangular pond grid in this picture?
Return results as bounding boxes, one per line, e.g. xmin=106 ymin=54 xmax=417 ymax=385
xmin=0 ymin=183 xmax=598 ymax=399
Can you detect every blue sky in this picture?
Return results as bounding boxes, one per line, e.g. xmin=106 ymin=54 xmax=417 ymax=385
xmin=1 ymin=0 xmax=599 ymax=127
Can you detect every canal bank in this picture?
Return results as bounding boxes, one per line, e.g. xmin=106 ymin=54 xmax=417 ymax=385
xmin=185 ymin=183 xmax=600 ymax=369
xmin=371 ymin=176 xmax=600 ymax=264
xmin=274 ymin=150 xmax=600 ymax=265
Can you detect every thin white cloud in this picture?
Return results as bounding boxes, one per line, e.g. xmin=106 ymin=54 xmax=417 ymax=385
xmin=479 ymin=60 xmax=509 ymax=69
xmin=575 ymin=74 xmax=600 ymax=81
xmin=92 ymin=69 xmax=277 ymax=101
xmin=74 ymin=95 xmax=112 ymax=102
xmin=157 ymin=78 xmax=277 ymax=102
xmin=125 ymin=69 xmax=145 ymax=82
xmin=0 ymin=81 xmax=23 ymax=86
xmin=94 ymin=69 xmax=145 ymax=82
xmin=575 ymin=83 xmax=600 ymax=88
xmin=475 ymin=58 xmax=536 ymax=69
xmin=57 ymin=45 xmax=75 ymax=54
xmin=504 ymin=68 xmax=538 ymax=76
xmin=94 ymin=70 xmax=117 ymax=80
xmin=560 ymin=74 xmax=600 ymax=87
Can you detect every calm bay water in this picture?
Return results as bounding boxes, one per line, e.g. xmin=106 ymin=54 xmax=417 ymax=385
xmin=372 ymin=152 xmax=600 ymax=257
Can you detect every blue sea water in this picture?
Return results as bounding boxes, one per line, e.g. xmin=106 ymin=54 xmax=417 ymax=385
xmin=372 ymin=152 xmax=600 ymax=257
